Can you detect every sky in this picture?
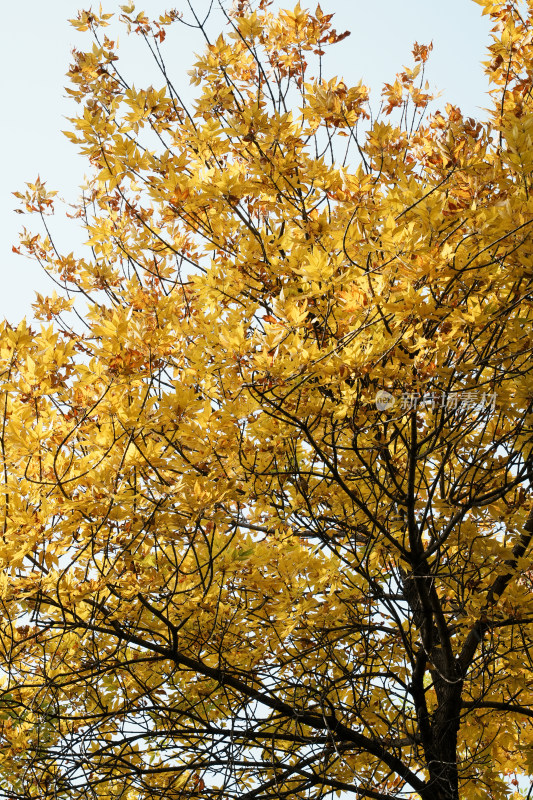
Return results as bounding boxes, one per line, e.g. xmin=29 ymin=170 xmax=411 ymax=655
xmin=0 ymin=0 xmax=493 ymax=323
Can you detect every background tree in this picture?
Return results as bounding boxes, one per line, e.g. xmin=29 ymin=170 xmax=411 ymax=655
xmin=2 ymin=0 xmax=533 ymax=798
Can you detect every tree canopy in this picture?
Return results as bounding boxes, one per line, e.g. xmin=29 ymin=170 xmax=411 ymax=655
xmin=3 ymin=1 xmax=533 ymax=798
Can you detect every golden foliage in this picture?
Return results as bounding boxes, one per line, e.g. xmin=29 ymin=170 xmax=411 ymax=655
xmin=3 ymin=1 xmax=533 ymax=799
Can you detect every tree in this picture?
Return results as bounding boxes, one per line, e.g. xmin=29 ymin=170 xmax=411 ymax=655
xmin=3 ymin=0 xmax=533 ymax=797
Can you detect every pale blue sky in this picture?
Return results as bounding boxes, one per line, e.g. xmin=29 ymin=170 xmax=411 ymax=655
xmin=1 ymin=0 xmax=492 ymax=322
